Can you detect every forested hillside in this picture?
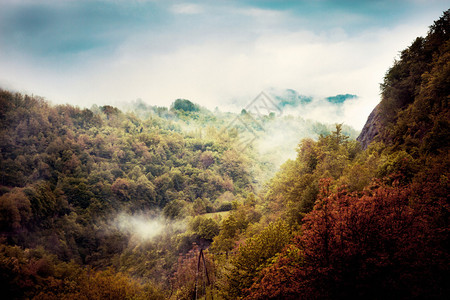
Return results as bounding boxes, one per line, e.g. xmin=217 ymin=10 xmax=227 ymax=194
xmin=0 ymin=90 xmax=355 ymax=298
xmin=358 ymin=9 xmax=450 ymax=151
xmin=0 ymin=93 xmax=255 ymax=298
xmin=1 ymin=9 xmax=449 ymax=300
xmin=243 ymin=11 xmax=449 ymax=299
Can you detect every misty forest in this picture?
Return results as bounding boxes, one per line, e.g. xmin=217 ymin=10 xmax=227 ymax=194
xmin=1 ymin=8 xmax=449 ymax=300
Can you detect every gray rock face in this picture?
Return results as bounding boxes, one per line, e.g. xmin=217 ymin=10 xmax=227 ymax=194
xmin=357 ymin=103 xmax=382 ymax=149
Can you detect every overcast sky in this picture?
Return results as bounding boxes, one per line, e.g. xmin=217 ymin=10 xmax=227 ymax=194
xmin=0 ymin=0 xmax=448 ymax=129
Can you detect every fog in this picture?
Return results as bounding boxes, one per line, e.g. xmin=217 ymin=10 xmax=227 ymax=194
xmin=114 ymin=212 xmax=185 ymax=242
xmin=234 ymin=90 xmax=361 ymax=168
xmin=1 ymin=0 xmax=446 ymax=130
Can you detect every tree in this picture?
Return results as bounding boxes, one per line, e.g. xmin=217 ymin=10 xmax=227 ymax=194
xmin=224 ymin=220 xmax=291 ymax=299
xmin=247 ymin=178 xmax=449 ymax=299
xmin=171 ymin=99 xmax=200 ymax=112
xmin=0 ymin=189 xmax=31 ymax=231
xmin=199 ymin=151 xmax=215 ymax=169
xmin=189 ymin=216 xmax=220 ymax=241
xmin=111 ymin=178 xmax=132 ymax=202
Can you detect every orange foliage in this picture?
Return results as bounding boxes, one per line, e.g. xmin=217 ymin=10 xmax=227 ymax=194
xmin=247 ymin=177 xmax=449 ymax=299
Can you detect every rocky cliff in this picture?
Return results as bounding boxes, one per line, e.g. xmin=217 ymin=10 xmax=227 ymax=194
xmin=356 ymin=103 xmax=382 ymax=149
xmin=357 ymin=9 xmax=449 ymax=151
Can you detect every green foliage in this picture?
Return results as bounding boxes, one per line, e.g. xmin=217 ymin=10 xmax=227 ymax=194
xmin=1 ymin=11 xmax=449 ymax=296
xmin=376 ymin=150 xmax=419 ymax=183
xmin=163 ymin=199 xmax=186 ymax=220
xmin=242 ymin=11 xmax=450 ymax=299
xmin=366 ymin=9 xmax=450 ymax=153
xmin=171 ymin=99 xmax=200 ymax=112
xmin=265 ymin=124 xmax=364 ymax=227
xmin=223 ymin=220 xmax=292 ymax=299
xmin=0 ymin=88 xmax=257 ymax=295
xmin=0 ymin=243 xmax=164 ymax=299
xmin=189 ymin=216 xmax=220 ymax=241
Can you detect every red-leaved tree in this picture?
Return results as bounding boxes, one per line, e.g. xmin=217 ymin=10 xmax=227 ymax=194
xmin=246 ymin=177 xmax=449 ymax=299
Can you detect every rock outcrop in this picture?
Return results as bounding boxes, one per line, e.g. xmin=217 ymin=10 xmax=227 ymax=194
xmin=356 ymin=103 xmax=382 ymax=149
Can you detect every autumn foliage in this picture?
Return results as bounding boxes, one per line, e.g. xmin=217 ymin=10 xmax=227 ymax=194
xmin=0 ymin=9 xmax=449 ymax=299
xmin=246 ymin=175 xmax=449 ymax=299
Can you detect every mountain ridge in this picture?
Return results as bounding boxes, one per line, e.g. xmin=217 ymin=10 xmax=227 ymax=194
xmin=357 ymin=9 xmax=449 ymax=151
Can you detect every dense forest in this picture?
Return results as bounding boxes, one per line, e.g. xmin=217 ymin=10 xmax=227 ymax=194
xmin=1 ymin=10 xmax=449 ymax=300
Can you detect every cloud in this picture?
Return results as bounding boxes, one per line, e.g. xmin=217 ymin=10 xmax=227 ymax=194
xmin=0 ymin=1 xmax=448 ymax=130
xmin=0 ymin=20 xmax=431 ymax=128
xmin=71 ymin=21 xmax=424 ymax=126
xmin=171 ymin=3 xmax=204 ymax=15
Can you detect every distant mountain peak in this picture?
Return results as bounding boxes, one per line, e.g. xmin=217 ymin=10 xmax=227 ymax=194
xmin=267 ymin=88 xmax=357 ymax=108
xmin=325 ymin=94 xmax=357 ymax=104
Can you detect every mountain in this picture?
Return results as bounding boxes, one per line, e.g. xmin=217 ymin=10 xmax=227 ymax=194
xmin=0 ymin=87 xmax=364 ymax=298
xmin=269 ymin=89 xmax=313 ymax=108
xmin=1 ymin=10 xmax=448 ymax=300
xmin=357 ymin=103 xmax=382 ymax=149
xmin=325 ymin=93 xmax=357 ymax=104
xmin=237 ymin=11 xmax=449 ymax=299
xmin=268 ymin=88 xmax=357 ymax=108
xmin=358 ymin=9 xmax=450 ymax=151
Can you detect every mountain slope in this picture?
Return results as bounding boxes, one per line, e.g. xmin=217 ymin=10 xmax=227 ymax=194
xmin=358 ymin=9 xmax=450 ymax=151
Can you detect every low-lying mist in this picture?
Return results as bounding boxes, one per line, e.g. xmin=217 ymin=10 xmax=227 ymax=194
xmin=245 ymin=91 xmax=361 ymax=168
xmin=114 ymin=212 xmax=186 ymax=242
